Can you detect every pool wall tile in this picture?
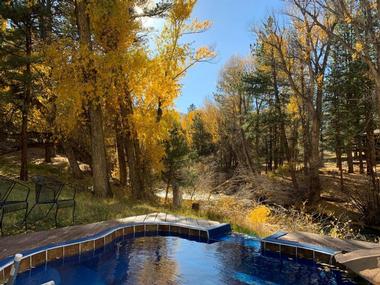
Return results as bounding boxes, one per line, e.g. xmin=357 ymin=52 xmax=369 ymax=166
xmin=189 ymin=229 xmax=199 ymax=237
xmin=115 ymin=229 xmax=123 ymax=238
xmin=64 ymin=244 xmax=80 ymax=257
xmin=104 ymin=234 xmax=113 ymax=245
xmin=170 ymin=226 xmax=180 ymax=235
xmin=265 ymin=242 xmax=281 ymax=253
xmin=146 ymin=224 xmax=157 ymax=233
xmin=158 ymin=224 xmax=169 ymax=232
xmin=0 ymin=269 xmax=4 ymax=284
xmin=19 ymin=257 xmax=31 ymax=272
xmin=297 ymin=248 xmax=314 ymax=260
xmin=314 ymin=251 xmax=331 ymax=264
xmin=179 ymin=227 xmax=189 ymax=235
xmin=135 ymin=225 xmax=144 ymax=233
xmin=95 ymin=237 xmax=104 ymax=249
xmin=200 ymin=230 xmax=208 ymax=239
xmin=81 ymin=241 xmax=94 ymax=253
xmin=124 ymin=226 xmax=134 ymax=235
xmin=281 ymin=245 xmax=297 ymax=257
xmin=47 ymin=247 xmax=63 ymax=261
xmin=31 ymin=252 xmax=46 ymax=268
xmin=3 ymin=265 xmax=11 ymax=282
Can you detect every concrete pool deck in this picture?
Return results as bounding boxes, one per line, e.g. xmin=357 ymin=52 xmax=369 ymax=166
xmin=262 ymin=231 xmax=380 ymax=284
xmin=0 ymin=213 xmax=231 ymax=284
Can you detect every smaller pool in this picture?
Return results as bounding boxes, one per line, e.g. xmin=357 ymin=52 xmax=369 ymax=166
xmin=14 ymin=234 xmax=358 ymax=285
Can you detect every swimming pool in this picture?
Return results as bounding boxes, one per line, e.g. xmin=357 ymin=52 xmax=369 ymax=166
xmin=14 ymin=234 xmax=357 ymax=285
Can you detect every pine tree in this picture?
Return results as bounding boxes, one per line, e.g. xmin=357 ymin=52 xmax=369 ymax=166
xmin=162 ymin=123 xmax=189 ymax=206
xmin=191 ymin=112 xmax=214 ymax=157
xmin=0 ymin=0 xmax=42 ymax=180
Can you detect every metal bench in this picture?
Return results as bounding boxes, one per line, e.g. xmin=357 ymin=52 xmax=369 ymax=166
xmin=28 ymin=176 xmax=76 ymax=227
xmin=0 ymin=176 xmax=30 ymax=236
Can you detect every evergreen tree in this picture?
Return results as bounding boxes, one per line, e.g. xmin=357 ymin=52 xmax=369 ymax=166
xmin=191 ymin=112 xmax=214 ymax=157
xmin=162 ymin=124 xmax=189 ymax=206
xmin=0 ymin=0 xmax=42 ymax=180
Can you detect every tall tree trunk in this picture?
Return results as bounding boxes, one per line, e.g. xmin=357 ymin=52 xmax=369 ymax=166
xmin=268 ymin=129 xmax=273 ymax=171
xmin=306 ymin=66 xmax=325 ymax=202
xmin=172 ymin=181 xmax=182 ymax=209
xmin=273 ymin=127 xmax=278 ymax=170
xmin=44 ymin=140 xmax=55 ymax=163
xmin=291 ymin=120 xmax=299 ymax=170
xmin=271 ymin=52 xmax=299 ymax=190
xmin=255 ymin=103 xmax=260 ymax=160
xmin=119 ymin=92 xmax=146 ymax=199
xmin=89 ymin=103 xmax=112 ymax=196
xmin=335 ymin=128 xmax=344 ymax=191
xmin=308 ymin=109 xmax=321 ymax=202
xmin=265 ymin=136 xmax=269 ymax=173
xmin=346 ymin=143 xmax=354 ymax=173
xmin=364 ymin=91 xmax=378 ymax=225
xmin=75 ymin=0 xmax=111 ymax=197
xmin=320 ymin=131 xmax=324 ymax=167
xmin=301 ymin=114 xmax=310 ymax=175
xmin=40 ymin=0 xmax=56 ymax=165
xmin=164 ymin=165 xmax=173 ymax=203
xmin=115 ymin=119 xmax=127 ymax=186
xmin=238 ymin=93 xmax=255 ymax=174
xmin=240 ymin=128 xmax=255 ymax=173
xmin=336 ymin=145 xmax=344 ymax=191
xmin=20 ymin=9 xmax=32 ymax=181
xmin=359 ymin=139 xmax=364 ymax=174
xmin=20 ymin=109 xmax=28 ymax=181
xmin=365 ymin=102 xmax=377 ymax=189
xmin=336 ymin=141 xmax=342 ymax=169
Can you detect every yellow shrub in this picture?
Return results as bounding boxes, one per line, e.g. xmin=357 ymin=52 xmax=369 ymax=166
xmin=247 ymin=205 xmax=271 ymax=224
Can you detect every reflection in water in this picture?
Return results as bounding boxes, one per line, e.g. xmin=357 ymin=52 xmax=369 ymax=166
xmin=130 ymin=236 xmax=178 ymax=285
xmin=15 ymin=235 xmax=357 ymax=285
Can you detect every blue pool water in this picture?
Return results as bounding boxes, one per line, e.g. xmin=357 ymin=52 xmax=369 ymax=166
xmin=15 ymin=234 xmax=358 ymax=285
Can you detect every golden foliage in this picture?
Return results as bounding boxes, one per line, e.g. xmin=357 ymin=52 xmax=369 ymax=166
xmin=287 ymin=95 xmax=300 ymax=119
xmin=354 ymin=41 xmax=363 ymax=53
xmin=246 ymin=205 xmax=271 ymax=225
xmin=44 ymin=0 xmax=213 ymax=175
xmin=195 ymin=46 xmax=215 ymax=60
xmin=200 ymin=100 xmax=219 ymax=143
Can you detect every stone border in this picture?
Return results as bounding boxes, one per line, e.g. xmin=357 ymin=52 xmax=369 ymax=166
xmin=0 ymin=222 xmax=231 ymax=284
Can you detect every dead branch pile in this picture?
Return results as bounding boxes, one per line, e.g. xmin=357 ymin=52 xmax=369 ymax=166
xmin=210 ymin=167 xmax=296 ymax=206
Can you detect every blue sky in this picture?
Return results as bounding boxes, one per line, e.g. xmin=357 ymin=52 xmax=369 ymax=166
xmin=175 ymin=0 xmax=284 ymax=113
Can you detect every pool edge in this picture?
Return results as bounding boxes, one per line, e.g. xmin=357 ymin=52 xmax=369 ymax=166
xmin=0 ymin=216 xmax=231 ymax=284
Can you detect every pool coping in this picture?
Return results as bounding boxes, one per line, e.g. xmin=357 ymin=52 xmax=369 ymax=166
xmin=0 ymin=213 xmax=231 ymax=284
xmin=261 ymin=231 xmax=340 ymax=265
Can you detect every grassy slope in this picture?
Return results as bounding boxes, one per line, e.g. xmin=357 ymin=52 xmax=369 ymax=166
xmin=2 ymin=148 xmax=370 ymax=239
xmin=0 ymin=148 xmax=254 ymax=237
